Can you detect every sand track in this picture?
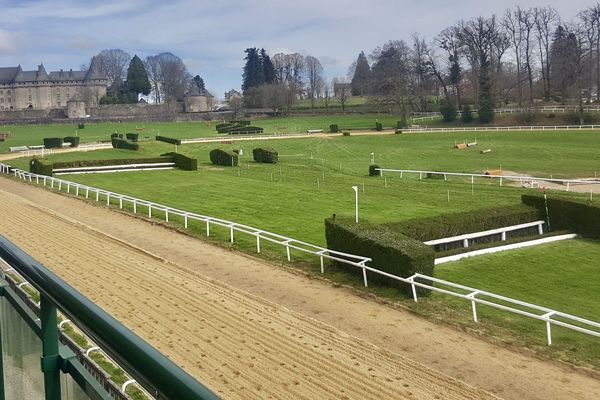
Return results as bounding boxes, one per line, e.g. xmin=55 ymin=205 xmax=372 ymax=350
xmin=0 ymin=189 xmax=495 ymax=399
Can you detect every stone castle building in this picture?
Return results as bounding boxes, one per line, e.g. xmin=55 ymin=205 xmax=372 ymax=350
xmin=0 ymin=58 xmax=107 ymax=111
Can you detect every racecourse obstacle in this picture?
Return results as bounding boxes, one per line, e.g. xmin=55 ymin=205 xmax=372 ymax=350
xmin=2 ymin=162 xmax=600 ymax=347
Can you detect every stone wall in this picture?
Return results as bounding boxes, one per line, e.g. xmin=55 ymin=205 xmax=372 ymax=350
xmin=0 ymin=108 xmax=65 ymax=122
xmin=88 ymin=102 xmax=183 ymax=118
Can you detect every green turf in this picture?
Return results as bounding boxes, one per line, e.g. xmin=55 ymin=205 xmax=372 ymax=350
xmin=414 ymin=239 xmax=600 ymax=368
xmin=4 ymin=127 xmax=600 ymax=369
xmin=0 ymin=114 xmax=403 ymax=154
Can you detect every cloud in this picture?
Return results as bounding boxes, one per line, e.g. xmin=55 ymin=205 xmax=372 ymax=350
xmin=0 ymin=29 xmax=23 ymax=54
xmin=64 ymin=38 xmax=98 ymax=51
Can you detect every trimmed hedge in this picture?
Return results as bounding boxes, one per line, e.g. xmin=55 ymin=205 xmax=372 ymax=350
xmin=216 ymin=123 xmax=238 ymax=133
xmin=522 ymin=194 xmax=600 ymax=239
xmin=385 ymin=205 xmax=540 ymax=242
xmin=30 ymin=158 xmax=53 ymax=176
xmin=252 ymin=147 xmax=278 ymax=164
xmin=375 ymin=122 xmax=383 ymax=131
xmin=210 ymin=149 xmax=239 ymax=166
xmin=325 ymin=217 xmax=434 ymax=295
xmin=110 ymin=133 xmax=124 ymax=139
xmin=330 ymin=124 xmax=339 ymax=133
xmin=111 ymin=138 xmax=139 ymax=151
xmin=63 ymin=136 xmax=80 ymax=147
xmin=369 ymin=165 xmax=380 ymax=176
xmin=126 ymin=133 xmax=139 ymax=142
xmin=155 ymin=135 xmax=181 ymax=145
xmin=43 ymin=137 xmax=63 ymax=149
xmin=78 ymin=123 xmax=85 ymax=129
xmin=160 ymin=152 xmax=198 ymax=171
xmin=53 ymin=157 xmax=171 ymax=169
xmin=228 ymin=126 xmax=264 ymax=134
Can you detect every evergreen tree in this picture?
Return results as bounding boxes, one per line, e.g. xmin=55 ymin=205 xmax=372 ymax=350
xmin=351 ymin=51 xmax=370 ymax=96
xmin=242 ymin=48 xmax=264 ymax=93
xmin=260 ymin=49 xmax=276 ymax=84
xmin=193 ymin=75 xmax=206 ymax=93
xmin=126 ymin=55 xmax=151 ymax=97
xmin=461 ymin=104 xmax=473 ymax=123
xmin=478 ymin=54 xmax=494 ymax=123
xmin=439 ymin=97 xmax=457 ymax=122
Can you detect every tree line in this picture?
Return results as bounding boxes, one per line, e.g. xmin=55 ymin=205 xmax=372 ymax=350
xmin=87 ymin=49 xmax=207 ymax=104
xmin=240 ymin=4 xmax=600 ymax=123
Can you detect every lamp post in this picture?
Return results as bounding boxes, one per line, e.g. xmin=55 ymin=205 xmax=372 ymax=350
xmin=352 ymin=186 xmax=359 ymax=223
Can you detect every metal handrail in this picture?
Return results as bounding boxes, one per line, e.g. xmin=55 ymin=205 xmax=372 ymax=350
xmin=0 ymin=235 xmax=219 ymax=400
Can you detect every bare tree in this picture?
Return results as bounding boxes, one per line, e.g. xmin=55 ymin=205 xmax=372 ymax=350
xmin=322 ymin=81 xmax=332 ymax=112
xmin=332 ymin=77 xmax=350 ymax=112
xmin=94 ymin=49 xmax=131 ymax=88
xmin=503 ymin=8 xmax=526 ymax=106
xmin=438 ymin=26 xmax=463 ymax=107
xmin=535 ymin=6 xmax=559 ymax=100
xmin=144 ymin=53 xmax=191 ymax=103
xmin=272 ymin=53 xmax=305 ymax=112
xmin=305 ymin=55 xmax=324 ymax=111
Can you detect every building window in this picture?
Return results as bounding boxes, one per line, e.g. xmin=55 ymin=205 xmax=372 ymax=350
xmin=0 ymin=99 xmax=3 ymax=103
xmin=0 ymin=90 xmax=3 ymax=94
xmin=28 ymin=95 xmax=32 ymax=101
xmin=7 ymin=98 xmax=11 ymax=103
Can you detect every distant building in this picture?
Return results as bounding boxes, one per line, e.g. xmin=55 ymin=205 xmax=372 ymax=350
xmin=183 ymin=85 xmax=214 ymax=112
xmin=0 ymin=57 xmax=107 ymax=111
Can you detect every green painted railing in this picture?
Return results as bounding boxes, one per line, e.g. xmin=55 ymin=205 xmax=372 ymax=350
xmin=0 ymin=234 xmax=219 ymax=400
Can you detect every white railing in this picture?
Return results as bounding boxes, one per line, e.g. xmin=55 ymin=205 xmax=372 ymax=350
xmin=400 ymin=124 xmax=600 ymax=132
xmin=376 ymin=168 xmax=600 ymax=192
xmin=180 ymin=131 xmax=322 ymax=144
xmin=2 ymin=163 xmax=599 ymax=346
xmin=424 ymin=221 xmax=545 ymax=248
xmin=411 ymin=106 xmax=600 ymax=122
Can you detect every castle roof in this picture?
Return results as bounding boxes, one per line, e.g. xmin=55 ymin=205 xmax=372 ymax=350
xmin=67 ymin=93 xmax=85 ymax=103
xmin=0 ymin=62 xmax=106 ymax=84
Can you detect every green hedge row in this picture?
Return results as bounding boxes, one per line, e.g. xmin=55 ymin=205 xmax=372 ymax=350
xmin=375 ymin=122 xmax=383 ymax=131
xmin=324 ymin=217 xmax=434 ymax=295
xmin=385 ymin=205 xmax=540 ymax=242
xmin=522 ymin=194 xmax=600 ymax=238
xmin=111 ymin=138 xmax=139 ymax=151
xmin=252 ymin=147 xmax=278 ymax=163
xmin=369 ymin=165 xmax=380 ymax=176
xmin=210 ymin=149 xmax=239 ymax=166
xmin=43 ymin=137 xmax=63 ymax=149
xmin=228 ymin=126 xmax=264 ymax=134
xmin=330 ymin=124 xmax=339 ymax=133
xmin=63 ymin=136 xmax=80 ymax=147
xmin=126 ymin=133 xmax=139 ymax=142
xmin=111 ymin=133 xmax=124 ymax=139
xmin=160 ymin=152 xmax=198 ymax=171
xmin=30 ymin=158 xmax=53 ymax=176
xmin=155 ymin=136 xmax=181 ymax=145
xmin=53 ymin=157 xmax=171 ymax=169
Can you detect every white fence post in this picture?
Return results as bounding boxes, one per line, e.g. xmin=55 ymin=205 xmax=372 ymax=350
xmin=230 ymin=224 xmax=234 ymax=243
xmin=148 ymin=205 xmax=152 ymax=218
xmin=119 ymin=197 xmax=123 ymax=209
xmin=543 ymin=311 xmax=555 ymax=345
xmin=165 ymin=209 xmax=169 ymax=223
xmin=206 ymin=219 xmax=211 ymax=236
xmin=184 ymin=214 xmax=188 ymax=229
xmin=133 ymin=200 xmax=137 ymax=214
xmin=256 ymin=233 xmax=261 ymax=253
xmin=467 ymin=291 xmax=480 ymax=322
xmin=95 ymin=190 xmax=99 ymax=202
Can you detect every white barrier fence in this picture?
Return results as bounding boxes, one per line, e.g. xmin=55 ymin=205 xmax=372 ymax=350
xmin=376 ymin=168 xmax=600 ymax=192
xmin=411 ymin=107 xmax=600 ymax=122
xmin=2 ymin=163 xmax=599 ymax=346
xmin=401 ymin=124 xmax=600 ymax=132
xmin=180 ymin=132 xmax=322 ymax=144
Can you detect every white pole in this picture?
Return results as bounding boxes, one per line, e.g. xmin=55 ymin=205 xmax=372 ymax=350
xmin=352 ymin=186 xmax=359 ymax=223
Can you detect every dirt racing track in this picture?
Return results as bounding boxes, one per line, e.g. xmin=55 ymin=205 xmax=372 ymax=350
xmin=0 ymin=188 xmax=497 ymax=400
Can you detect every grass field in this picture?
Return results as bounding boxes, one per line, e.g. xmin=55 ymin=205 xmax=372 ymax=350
xmin=0 ymin=114 xmax=403 ymax=154
xmin=5 ymin=125 xmax=600 ymax=369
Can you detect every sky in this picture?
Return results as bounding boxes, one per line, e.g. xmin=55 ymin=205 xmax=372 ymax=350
xmin=0 ymin=0 xmax=593 ymax=99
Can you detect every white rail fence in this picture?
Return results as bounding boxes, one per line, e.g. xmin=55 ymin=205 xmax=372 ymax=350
xmin=400 ymin=124 xmax=600 ymax=132
xmin=180 ymin=132 xmax=322 ymax=144
xmin=2 ymin=163 xmax=599 ymax=346
xmin=411 ymin=107 xmax=600 ymax=122
xmin=376 ymin=168 xmax=600 ymax=192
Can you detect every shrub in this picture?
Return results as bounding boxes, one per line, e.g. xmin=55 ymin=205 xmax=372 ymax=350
xmin=342 ymin=131 xmax=351 ymax=136
xmin=43 ymin=137 xmax=63 ymax=149
xmin=216 ymin=123 xmax=239 ymax=133
xmin=78 ymin=123 xmax=85 ymax=129
xmin=126 ymin=133 xmax=139 ymax=142
xmin=385 ymin=205 xmax=540 ymax=242
xmin=330 ymin=124 xmax=339 ymax=133
xmin=369 ymin=165 xmax=380 ymax=176
xmin=252 ymin=147 xmax=278 ymax=164
xmin=522 ymin=194 xmax=600 ymax=239
xmin=375 ymin=122 xmax=383 ymax=131
xmin=324 ymin=217 xmax=434 ymax=295
xmin=215 ymin=123 xmax=233 ymax=131
xmin=111 ymin=138 xmax=139 ymax=151
xmin=515 ymin=112 xmax=537 ymax=125
xmin=439 ymin=98 xmax=457 ymax=122
xmin=547 ymin=113 xmax=556 ymax=119
xmin=160 ymin=152 xmax=198 ymax=171
xmin=155 ymin=136 xmax=181 ymax=145
xmin=30 ymin=158 xmax=53 ymax=176
xmin=461 ymin=105 xmax=473 ymax=123
xmin=210 ymin=149 xmax=239 ymax=166
xmin=228 ymin=126 xmax=264 ymax=134
xmin=395 ymin=129 xmax=402 ymax=134
xmin=63 ymin=136 xmax=80 ymax=147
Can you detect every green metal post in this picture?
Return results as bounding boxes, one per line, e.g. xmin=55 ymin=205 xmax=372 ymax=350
xmin=40 ymin=294 xmax=61 ymax=400
xmin=0 ymin=297 xmax=5 ymax=400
